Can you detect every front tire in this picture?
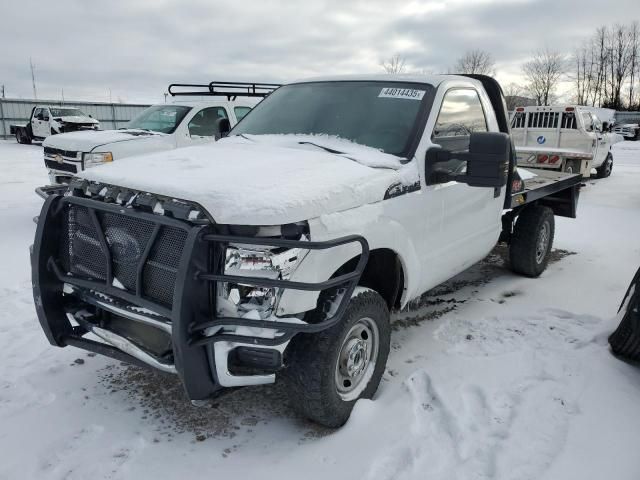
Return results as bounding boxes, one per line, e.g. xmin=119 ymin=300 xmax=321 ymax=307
xmin=283 ymin=288 xmax=391 ymax=427
xmin=509 ymin=205 xmax=555 ymax=278
xmin=596 ymin=153 xmax=613 ymax=178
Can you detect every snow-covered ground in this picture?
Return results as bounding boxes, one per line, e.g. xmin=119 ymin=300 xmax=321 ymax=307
xmin=1 ymin=139 xmax=639 ymax=480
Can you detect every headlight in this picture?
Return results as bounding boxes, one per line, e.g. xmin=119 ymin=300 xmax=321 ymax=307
xmin=84 ymin=152 xmax=113 ymax=168
xmin=218 ymin=243 xmax=307 ymax=319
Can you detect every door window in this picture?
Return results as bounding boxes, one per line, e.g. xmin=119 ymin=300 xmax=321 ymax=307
xmin=234 ymin=106 xmax=252 ymax=122
xmin=34 ymin=108 xmax=43 ymax=120
xmin=581 ymin=112 xmax=594 ymax=132
xmin=188 ymin=107 xmax=228 ymax=137
xmin=429 ymin=89 xmax=488 ymax=184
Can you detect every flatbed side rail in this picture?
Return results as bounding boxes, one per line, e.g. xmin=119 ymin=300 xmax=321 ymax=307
xmin=188 ymin=233 xmax=370 ymax=348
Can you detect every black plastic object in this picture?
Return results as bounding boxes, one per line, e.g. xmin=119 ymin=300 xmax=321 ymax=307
xmin=32 ymin=193 xmax=368 ymax=400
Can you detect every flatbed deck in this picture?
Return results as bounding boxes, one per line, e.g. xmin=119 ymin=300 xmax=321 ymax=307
xmin=509 ymin=168 xmax=582 ymax=217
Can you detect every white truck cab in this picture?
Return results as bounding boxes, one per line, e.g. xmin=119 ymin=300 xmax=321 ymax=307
xmin=42 ymin=82 xmax=274 ymax=185
xmin=511 ymin=105 xmax=622 ymax=179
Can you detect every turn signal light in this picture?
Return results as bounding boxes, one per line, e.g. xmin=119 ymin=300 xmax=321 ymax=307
xmin=537 ymin=154 xmax=549 ymax=163
xmin=548 ymin=155 xmax=560 ymax=164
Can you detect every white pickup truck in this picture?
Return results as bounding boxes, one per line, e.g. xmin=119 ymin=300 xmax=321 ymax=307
xmin=41 ymin=82 xmax=276 ymax=185
xmin=10 ymin=106 xmax=99 ymax=144
xmin=613 ymin=123 xmax=640 ymax=141
xmin=32 ymin=74 xmax=582 ymax=427
xmin=511 ymin=105 xmax=622 ymax=179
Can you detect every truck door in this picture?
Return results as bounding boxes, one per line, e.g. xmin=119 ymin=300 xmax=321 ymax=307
xmin=590 ymin=113 xmax=609 ymax=166
xmin=580 ymin=111 xmax=600 ymax=164
xmin=180 ymin=106 xmax=229 ymax=147
xmin=422 ymin=88 xmax=503 ymax=285
xmin=32 ymin=108 xmax=49 ymax=138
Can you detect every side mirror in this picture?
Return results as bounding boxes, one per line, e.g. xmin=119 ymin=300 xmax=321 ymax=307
xmin=425 ymin=132 xmax=510 ymax=188
xmin=215 ymin=117 xmax=231 ymax=139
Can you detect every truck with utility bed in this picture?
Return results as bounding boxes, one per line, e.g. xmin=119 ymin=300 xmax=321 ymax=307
xmin=11 ymin=106 xmax=99 ymax=144
xmin=41 ymin=82 xmax=272 ymax=186
xmin=511 ymin=105 xmax=622 ymax=179
xmin=32 ymin=75 xmax=582 ymax=427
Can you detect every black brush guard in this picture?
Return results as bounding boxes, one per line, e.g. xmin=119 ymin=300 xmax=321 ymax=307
xmin=32 ymin=194 xmax=369 ymax=399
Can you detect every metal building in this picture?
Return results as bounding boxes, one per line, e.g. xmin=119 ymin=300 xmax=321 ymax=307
xmin=0 ymin=98 xmax=151 ymax=138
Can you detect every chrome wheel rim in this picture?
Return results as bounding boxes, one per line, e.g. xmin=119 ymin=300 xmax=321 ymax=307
xmin=536 ymin=221 xmax=550 ymax=264
xmin=335 ymin=317 xmax=379 ymax=401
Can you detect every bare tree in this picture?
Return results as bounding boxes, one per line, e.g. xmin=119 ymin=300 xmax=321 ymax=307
xmin=503 ymin=83 xmax=530 ymax=110
xmin=627 ymin=21 xmax=639 ymax=108
xmin=380 ymin=54 xmax=406 ymax=74
xmin=522 ymin=49 xmax=565 ymax=105
xmin=454 ymin=49 xmax=496 ymax=76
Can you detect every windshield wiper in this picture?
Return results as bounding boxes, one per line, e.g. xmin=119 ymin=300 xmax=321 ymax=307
xmin=297 ymin=141 xmax=347 ymax=155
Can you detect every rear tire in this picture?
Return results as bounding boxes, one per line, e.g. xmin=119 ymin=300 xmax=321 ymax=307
xmin=596 ymin=153 xmax=613 ymax=178
xmin=509 ymin=205 xmax=555 ymax=278
xmin=283 ymin=288 xmax=390 ymax=427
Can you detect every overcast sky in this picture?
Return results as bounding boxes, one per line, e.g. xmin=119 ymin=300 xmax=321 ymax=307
xmin=1 ymin=0 xmax=638 ymax=104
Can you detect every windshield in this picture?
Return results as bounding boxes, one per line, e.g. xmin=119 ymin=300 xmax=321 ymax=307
xmin=126 ymin=105 xmax=192 ymax=134
xmin=50 ymin=108 xmax=85 ymax=117
xmin=231 ymin=81 xmax=432 ymax=156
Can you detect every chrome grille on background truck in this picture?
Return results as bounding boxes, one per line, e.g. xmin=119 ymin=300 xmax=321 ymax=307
xmin=59 ymin=203 xmax=188 ymax=307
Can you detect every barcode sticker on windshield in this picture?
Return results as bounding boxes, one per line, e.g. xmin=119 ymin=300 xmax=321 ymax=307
xmin=378 ymin=88 xmax=425 ymax=100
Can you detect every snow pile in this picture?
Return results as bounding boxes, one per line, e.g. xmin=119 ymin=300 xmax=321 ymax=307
xmin=78 ymin=139 xmax=416 ymax=225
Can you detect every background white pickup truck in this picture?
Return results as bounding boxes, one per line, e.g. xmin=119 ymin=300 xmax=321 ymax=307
xmin=10 ymin=105 xmax=99 ymax=144
xmin=511 ymin=105 xmax=622 ymax=178
xmin=613 ymin=123 xmax=640 ymax=140
xmin=42 ymin=82 xmax=278 ymax=185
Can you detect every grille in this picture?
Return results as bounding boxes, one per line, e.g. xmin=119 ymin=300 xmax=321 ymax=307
xmin=45 ymin=159 xmax=77 ymax=173
xmin=59 ymin=203 xmax=189 ymax=307
xmin=44 ymin=146 xmax=79 ymax=158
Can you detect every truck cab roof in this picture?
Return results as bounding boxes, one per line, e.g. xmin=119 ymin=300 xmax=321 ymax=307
xmin=291 ymin=73 xmax=477 ymax=88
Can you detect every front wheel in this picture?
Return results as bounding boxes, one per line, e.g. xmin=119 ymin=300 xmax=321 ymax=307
xmin=509 ymin=205 xmax=555 ymax=277
xmin=283 ymin=288 xmax=390 ymax=427
xmin=596 ymin=153 xmax=613 ymax=178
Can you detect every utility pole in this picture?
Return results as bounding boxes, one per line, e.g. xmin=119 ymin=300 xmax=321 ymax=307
xmin=61 ymin=88 xmax=65 ymax=104
xmin=30 ymin=58 xmax=37 ymax=99
xmin=1 ymin=85 xmax=5 ymax=98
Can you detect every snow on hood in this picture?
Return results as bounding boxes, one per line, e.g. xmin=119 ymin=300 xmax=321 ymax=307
xmin=77 ymin=139 xmax=418 ymax=225
xmin=43 ymin=129 xmax=163 ymax=152
xmin=54 ymin=115 xmax=98 ymax=124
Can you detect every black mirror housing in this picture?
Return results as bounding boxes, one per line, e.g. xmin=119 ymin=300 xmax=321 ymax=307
xmin=426 ymin=132 xmax=510 ymax=188
xmin=215 ymin=117 xmax=231 ymax=139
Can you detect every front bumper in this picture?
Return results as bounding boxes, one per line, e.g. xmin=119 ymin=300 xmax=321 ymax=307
xmin=32 ymin=194 xmax=368 ymax=399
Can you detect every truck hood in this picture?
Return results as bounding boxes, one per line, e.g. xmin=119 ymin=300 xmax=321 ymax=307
xmin=54 ymin=115 xmax=99 ymax=124
xmin=77 ymin=138 xmax=418 ymax=225
xmin=43 ymin=129 xmax=163 ymax=152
